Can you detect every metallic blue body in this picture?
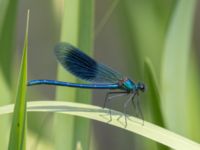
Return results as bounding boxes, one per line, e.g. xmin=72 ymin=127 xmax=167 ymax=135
xmin=121 ymin=79 xmax=136 ymax=91
xmin=28 ymin=79 xmax=120 ymax=89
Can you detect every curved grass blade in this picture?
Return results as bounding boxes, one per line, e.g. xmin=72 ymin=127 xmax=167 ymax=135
xmin=144 ymin=58 xmax=168 ymax=150
xmin=8 ymin=10 xmax=29 ymax=150
xmin=0 ymin=101 xmax=200 ymax=150
xmin=144 ymin=58 xmax=165 ymax=126
xmin=161 ymin=0 xmax=197 ymax=133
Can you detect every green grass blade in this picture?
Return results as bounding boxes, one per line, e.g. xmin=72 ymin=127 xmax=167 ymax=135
xmin=74 ymin=1 xmax=94 ymax=150
xmin=1 ymin=101 xmax=200 ymax=150
xmin=54 ymin=1 xmax=80 ymax=150
xmin=54 ymin=0 xmax=94 ymax=149
xmin=8 ymin=10 xmax=29 ymax=150
xmin=144 ymin=58 xmax=165 ymax=126
xmin=0 ymin=0 xmax=19 ymax=85
xmin=185 ymin=55 xmax=200 ymax=141
xmin=0 ymin=1 xmax=19 ymax=148
xmin=0 ymin=69 xmax=11 ymax=149
xmin=161 ymin=0 xmax=197 ymax=133
xmin=144 ymin=58 xmax=168 ymax=150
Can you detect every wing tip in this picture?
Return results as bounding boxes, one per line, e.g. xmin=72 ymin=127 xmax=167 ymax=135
xmin=54 ymin=42 xmax=74 ymax=54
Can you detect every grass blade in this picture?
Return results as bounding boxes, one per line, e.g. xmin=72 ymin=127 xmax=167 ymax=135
xmin=1 ymin=101 xmax=200 ymax=150
xmin=0 ymin=0 xmax=19 ymax=85
xmin=54 ymin=1 xmax=80 ymax=150
xmin=8 ymin=10 xmax=29 ymax=150
xmin=144 ymin=58 xmax=168 ymax=150
xmin=185 ymin=55 xmax=200 ymax=141
xmin=74 ymin=1 xmax=94 ymax=150
xmin=161 ymin=0 xmax=197 ymax=133
xmin=144 ymin=58 xmax=165 ymax=126
xmin=0 ymin=69 xmax=11 ymax=149
xmin=54 ymin=0 xmax=94 ymax=149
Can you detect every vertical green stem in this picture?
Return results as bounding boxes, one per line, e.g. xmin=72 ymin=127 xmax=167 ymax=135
xmin=54 ymin=1 xmax=94 ymax=150
xmin=74 ymin=1 xmax=94 ymax=150
xmin=54 ymin=1 xmax=79 ymax=150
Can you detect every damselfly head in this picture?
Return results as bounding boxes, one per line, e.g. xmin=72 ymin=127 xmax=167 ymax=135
xmin=137 ymin=82 xmax=146 ymax=92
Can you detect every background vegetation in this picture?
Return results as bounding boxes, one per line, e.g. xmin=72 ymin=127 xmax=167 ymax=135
xmin=0 ymin=0 xmax=200 ymax=149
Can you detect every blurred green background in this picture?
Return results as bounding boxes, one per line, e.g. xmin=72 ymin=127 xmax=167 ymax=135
xmin=0 ymin=0 xmax=200 ymax=149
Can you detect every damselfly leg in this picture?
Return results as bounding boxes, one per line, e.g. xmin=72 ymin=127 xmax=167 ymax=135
xmin=132 ymin=94 xmax=144 ymax=125
xmin=103 ymin=91 xmax=128 ymax=122
xmin=117 ymin=92 xmax=136 ymax=127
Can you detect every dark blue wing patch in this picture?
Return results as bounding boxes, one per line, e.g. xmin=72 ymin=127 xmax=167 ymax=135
xmin=55 ymin=42 xmax=98 ymax=81
xmin=54 ymin=42 xmax=123 ymax=83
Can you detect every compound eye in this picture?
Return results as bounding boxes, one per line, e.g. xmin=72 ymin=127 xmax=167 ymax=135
xmin=140 ymin=83 xmax=146 ymax=92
